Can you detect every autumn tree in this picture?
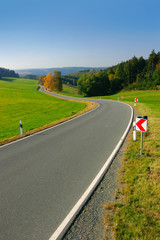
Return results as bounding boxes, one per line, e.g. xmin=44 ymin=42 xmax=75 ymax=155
xmin=43 ymin=71 xmax=62 ymax=92
xmin=49 ymin=71 xmax=62 ymax=92
xmin=44 ymin=72 xmax=52 ymax=90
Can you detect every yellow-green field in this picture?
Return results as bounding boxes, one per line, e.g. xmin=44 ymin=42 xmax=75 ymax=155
xmin=0 ymin=78 xmax=86 ymax=143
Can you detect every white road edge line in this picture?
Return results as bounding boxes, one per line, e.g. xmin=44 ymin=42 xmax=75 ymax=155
xmin=49 ymin=103 xmax=133 ymax=240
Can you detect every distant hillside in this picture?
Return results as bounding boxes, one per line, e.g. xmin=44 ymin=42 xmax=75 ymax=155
xmin=15 ymin=67 xmax=106 ymax=76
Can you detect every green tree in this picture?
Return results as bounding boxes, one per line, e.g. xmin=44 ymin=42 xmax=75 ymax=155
xmin=130 ymin=56 xmax=138 ymax=82
xmin=124 ymin=61 xmax=132 ymax=84
xmin=153 ymin=63 xmax=160 ymax=85
xmin=137 ymin=57 xmax=146 ymax=73
xmin=147 ymin=50 xmax=158 ymax=73
xmin=115 ymin=63 xmax=125 ymax=81
xmin=77 ymin=71 xmax=110 ymax=96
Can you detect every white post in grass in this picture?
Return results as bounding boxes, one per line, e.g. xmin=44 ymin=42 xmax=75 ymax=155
xmin=20 ymin=120 xmax=23 ymax=135
xmin=133 ymin=121 xmax=136 ymax=141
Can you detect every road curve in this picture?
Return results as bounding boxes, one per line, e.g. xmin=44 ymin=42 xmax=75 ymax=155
xmin=0 ymin=88 xmax=133 ymax=240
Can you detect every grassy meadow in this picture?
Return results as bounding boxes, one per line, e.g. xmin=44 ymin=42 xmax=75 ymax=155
xmin=0 ymin=78 xmax=86 ymax=143
xmin=103 ymin=90 xmax=160 ymax=239
xmin=59 ymin=84 xmax=82 ymax=98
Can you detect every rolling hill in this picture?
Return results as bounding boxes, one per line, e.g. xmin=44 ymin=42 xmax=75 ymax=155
xmin=15 ymin=67 xmax=106 ymax=76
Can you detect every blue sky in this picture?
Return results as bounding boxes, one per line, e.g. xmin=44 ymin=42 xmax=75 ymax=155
xmin=0 ymin=0 xmax=160 ymax=69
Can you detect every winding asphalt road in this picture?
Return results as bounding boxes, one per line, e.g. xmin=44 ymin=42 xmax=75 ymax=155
xmin=0 ymin=88 xmax=132 ymax=240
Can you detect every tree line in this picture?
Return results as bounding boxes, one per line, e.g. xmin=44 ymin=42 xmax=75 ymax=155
xmin=0 ymin=67 xmax=19 ymax=79
xmin=62 ymin=70 xmax=90 ymax=86
xmin=77 ymin=50 xmax=160 ymax=96
xmin=39 ymin=71 xmax=63 ymax=92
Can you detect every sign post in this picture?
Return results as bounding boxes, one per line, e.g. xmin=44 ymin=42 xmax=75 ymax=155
xmin=136 ymin=116 xmax=147 ymax=156
xmin=140 ymin=132 xmax=143 ymax=155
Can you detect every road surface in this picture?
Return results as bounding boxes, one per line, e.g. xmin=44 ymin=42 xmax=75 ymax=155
xmin=0 ymin=90 xmax=132 ymax=240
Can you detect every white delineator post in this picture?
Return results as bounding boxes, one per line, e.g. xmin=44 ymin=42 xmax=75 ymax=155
xmin=133 ymin=121 xmax=136 ymax=141
xmin=134 ymin=98 xmax=138 ymax=106
xmin=20 ymin=120 xmax=23 ymax=135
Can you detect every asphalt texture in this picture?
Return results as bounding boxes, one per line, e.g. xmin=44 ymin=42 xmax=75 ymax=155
xmin=0 ymin=90 xmax=132 ymax=240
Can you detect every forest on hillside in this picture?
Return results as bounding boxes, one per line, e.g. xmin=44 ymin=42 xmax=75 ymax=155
xmin=0 ymin=68 xmax=19 ymax=78
xmin=62 ymin=70 xmax=91 ymax=85
xmin=77 ymin=50 xmax=160 ymax=96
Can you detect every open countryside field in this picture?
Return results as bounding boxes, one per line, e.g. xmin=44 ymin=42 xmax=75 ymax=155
xmin=0 ymin=78 xmax=86 ymax=144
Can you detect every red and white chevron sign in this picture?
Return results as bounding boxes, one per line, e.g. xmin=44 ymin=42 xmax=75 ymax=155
xmin=135 ymin=98 xmax=138 ymax=102
xmin=136 ymin=117 xmax=147 ymax=132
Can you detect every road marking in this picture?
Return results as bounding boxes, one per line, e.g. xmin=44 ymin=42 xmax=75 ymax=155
xmin=49 ymin=103 xmax=133 ymax=240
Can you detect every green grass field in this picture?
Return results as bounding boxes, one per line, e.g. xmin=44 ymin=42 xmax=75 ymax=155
xmin=0 ymin=78 xmax=86 ymax=143
xmin=59 ymin=84 xmax=82 ymax=98
xmin=103 ymin=90 xmax=160 ymax=239
xmin=99 ymin=90 xmax=160 ymax=117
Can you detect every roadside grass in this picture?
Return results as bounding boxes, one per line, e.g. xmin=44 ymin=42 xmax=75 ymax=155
xmin=103 ymin=90 xmax=160 ymax=239
xmin=0 ymin=78 xmax=87 ymax=144
xmin=60 ymin=84 xmax=83 ymax=98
